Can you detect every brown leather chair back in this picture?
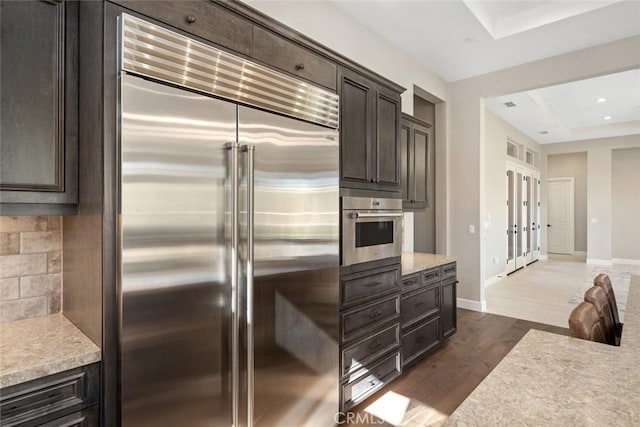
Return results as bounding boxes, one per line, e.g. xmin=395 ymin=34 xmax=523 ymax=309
xmin=584 ymin=286 xmax=617 ymax=345
xmin=593 ymin=273 xmax=621 ymax=330
xmin=569 ymin=302 xmax=608 ymax=344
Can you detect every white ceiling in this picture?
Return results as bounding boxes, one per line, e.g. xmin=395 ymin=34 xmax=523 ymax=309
xmin=485 ymin=69 xmax=640 ymax=144
xmin=462 ymin=0 xmax=622 ymax=39
xmin=329 ymin=0 xmax=640 ymax=82
xmin=328 ymin=0 xmax=640 ymax=144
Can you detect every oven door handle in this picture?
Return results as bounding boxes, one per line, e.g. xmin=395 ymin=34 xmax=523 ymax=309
xmin=349 ymin=212 xmax=403 ymax=219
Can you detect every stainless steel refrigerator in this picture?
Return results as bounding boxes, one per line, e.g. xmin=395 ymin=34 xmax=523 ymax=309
xmin=118 ymin=14 xmax=339 ymax=427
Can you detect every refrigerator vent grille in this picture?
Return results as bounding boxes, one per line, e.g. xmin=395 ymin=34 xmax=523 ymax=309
xmin=121 ymin=14 xmax=339 ymax=129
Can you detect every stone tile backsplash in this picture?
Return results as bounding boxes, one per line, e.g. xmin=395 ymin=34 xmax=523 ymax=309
xmin=0 ymin=216 xmax=62 ymax=323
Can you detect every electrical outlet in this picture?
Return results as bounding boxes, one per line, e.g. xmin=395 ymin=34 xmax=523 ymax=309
xmin=468 ymin=225 xmax=475 ymax=234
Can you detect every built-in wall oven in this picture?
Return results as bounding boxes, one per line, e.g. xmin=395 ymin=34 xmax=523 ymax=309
xmin=342 ymin=196 xmax=403 ymax=266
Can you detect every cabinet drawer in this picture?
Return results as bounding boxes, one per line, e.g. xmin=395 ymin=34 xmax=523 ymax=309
xmin=401 ymin=273 xmax=421 ymax=291
xmin=341 ymin=265 xmax=400 ymax=307
xmin=40 ymin=405 xmax=99 ymax=427
xmin=113 ymin=1 xmax=252 ymax=56
xmin=341 ymin=324 xmax=400 ymax=378
xmin=422 ymin=267 xmax=441 ymax=286
xmin=341 ymin=351 xmax=401 ymax=411
xmin=442 ymin=262 xmax=456 ymax=279
xmin=342 ymin=295 xmax=400 ymax=342
xmin=252 ymin=26 xmax=337 ymax=90
xmin=401 ymin=284 xmax=440 ymax=328
xmin=0 ymin=363 xmax=99 ymax=426
xmin=402 ymin=316 xmax=440 ymax=367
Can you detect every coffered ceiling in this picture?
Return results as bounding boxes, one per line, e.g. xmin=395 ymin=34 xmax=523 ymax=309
xmin=328 ymin=0 xmax=640 ymax=144
xmin=330 ymin=0 xmax=640 ymax=82
xmin=485 ymin=69 xmax=640 ymax=144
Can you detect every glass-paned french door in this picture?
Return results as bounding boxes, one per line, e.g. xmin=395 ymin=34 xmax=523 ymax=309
xmin=506 ymin=162 xmax=540 ymax=275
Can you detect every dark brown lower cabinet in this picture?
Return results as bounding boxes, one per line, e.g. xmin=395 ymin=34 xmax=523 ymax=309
xmin=338 ymin=261 xmax=457 ymax=410
xmin=339 ymin=261 xmax=402 ymax=412
xmin=340 ymin=351 xmax=401 ymax=411
xmin=402 ymin=316 xmax=440 ymax=367
xmin=0 ymin=363 xmax=99 ymax=427
xmin=400 ymin=262 xmax=457 ymax=369
xmin=39 ymin=406 xmax=99 ymax=427
xmin=442 ymin=278 xmax=458 ymax=339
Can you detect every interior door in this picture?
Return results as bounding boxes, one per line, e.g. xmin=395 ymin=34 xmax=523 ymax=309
xmin=531 ymin=172 xmax=541 ymax=261
xmin=516 ymin=171 xmax=526 ymax=269
xmin=120 ymin=74 xmax=237 ymax=426
xmin=506 ymin=169 xmax=516 ymax=274
xmin=525 ymin=174 xmax=533 ymax=264
xmin=547 ymin=178 xmax=574 ymax=254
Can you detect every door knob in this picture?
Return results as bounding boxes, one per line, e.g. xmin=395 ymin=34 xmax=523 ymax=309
xmin=547 ymin=224 xmax=551 ymax=227
xmin=185 ymin=15 xmax=197 ymax=24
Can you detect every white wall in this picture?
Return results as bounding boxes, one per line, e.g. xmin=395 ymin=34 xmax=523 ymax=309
xmin=612 ymin=148 xmax=640 ymax=262
xmin=449 ymin=36 xmax=640 ymax=305
xmin=484 ymin=110 xmax=541 ymax=281
xmin=547 ymin=152 xmax=588 ymax=253
xmin=543 ymin=135 xmax=640 ymax=264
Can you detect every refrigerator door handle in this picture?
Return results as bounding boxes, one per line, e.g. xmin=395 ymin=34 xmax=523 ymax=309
xmin=225 ymin=142 xmax=241 ymax=427
xmin=241 ymin=144 xmax=255 ymax=427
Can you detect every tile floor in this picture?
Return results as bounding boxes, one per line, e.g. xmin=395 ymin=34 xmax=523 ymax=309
xmin=485 ymin=254 xmax=640 ymax=328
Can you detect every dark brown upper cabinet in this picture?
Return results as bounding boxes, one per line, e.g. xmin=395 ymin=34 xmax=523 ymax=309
xmin=401 ymin=114 xmax=432 ymax=209
xmin=0 ymin=0 xmax=78 ymax=215
xmin=339 ymin=66 xmax=401 ymax=193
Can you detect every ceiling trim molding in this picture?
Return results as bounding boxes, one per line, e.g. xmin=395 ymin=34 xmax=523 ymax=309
xmin=463 ymin=0 xmax=624 ymax=39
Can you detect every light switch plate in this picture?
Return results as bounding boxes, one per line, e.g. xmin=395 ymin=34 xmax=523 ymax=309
xmin=469 ymin=225 xmax=475 ymax=234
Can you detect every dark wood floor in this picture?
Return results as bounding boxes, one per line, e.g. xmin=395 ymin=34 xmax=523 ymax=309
xmin=347 ymin=309 xmax=569 ymax=426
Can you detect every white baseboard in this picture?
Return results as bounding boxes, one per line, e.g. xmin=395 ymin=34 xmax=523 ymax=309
xmin=484 ymin=273 xmax=504 ymax=289
xmin=457 ymin=298 xmax=486 ymax=312
xmin=539 ymin=254 xmax=549 ymax=260
xmin=586 ymin=258 xmax=613 ymax=266
xmin=612 ymin=258 xmax=640 ymax=266
xmin=573 ymin=251 xmax=587 ymax=256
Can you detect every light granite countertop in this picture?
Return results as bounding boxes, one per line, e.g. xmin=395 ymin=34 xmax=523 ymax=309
xmin=0 ymin=313 xmax=101 ymax=388
xmin=402 ymin=252 xmax=457 ymax=276
xmin=445 ymin=275 xmax=640 ymax=426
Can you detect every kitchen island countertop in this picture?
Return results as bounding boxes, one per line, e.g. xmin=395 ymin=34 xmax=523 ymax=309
xmin=402 ymin=252 xmax=457 ymax=276
xmin=445 ymin=275 xmax=640 ymax=425
xmin=0 ymin=313 xmax=100 ymax=388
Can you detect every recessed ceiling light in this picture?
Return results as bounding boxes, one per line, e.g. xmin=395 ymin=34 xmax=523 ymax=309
xmin=597 ymin=98 xmax=607 ymax=103
xmin=604 ymin=116 xmax=612 ymax=120
xmin=539 ymin=131 xmax=549 ymax=134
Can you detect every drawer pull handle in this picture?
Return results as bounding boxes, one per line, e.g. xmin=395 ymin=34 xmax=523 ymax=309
xmin=366 ymin=281 xmax=382 ymax=288
xmin=368 ymin=340 xmax=382 ymax=350
xmin=415 ymin=302 xmax=426 ymax=308
xmin=416 ymin=336 xmax=426 ymax=343
xmin=404 ymin=279 xmax=417 ymax=285
xmin=185 ymin=15 xmax=197 ymax=24
xmin=295 ymin=63 xmax=305 ymax=70
xmin=369 ymin=380 xmax=376 ymax=386
xmin=369 ymin=310 xmax=382 ymax=319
